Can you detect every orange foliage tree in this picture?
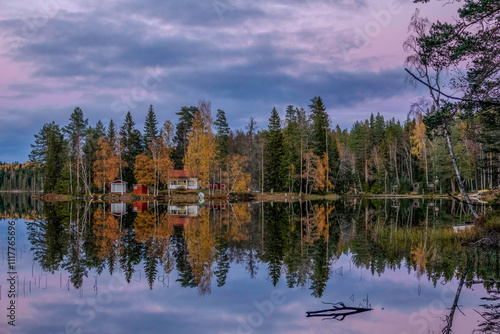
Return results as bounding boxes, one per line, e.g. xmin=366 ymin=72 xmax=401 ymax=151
xmin=184 ymin=101 xmax=216 ymax=188
xmin=93 ymin=138 xmax=120 ymax=193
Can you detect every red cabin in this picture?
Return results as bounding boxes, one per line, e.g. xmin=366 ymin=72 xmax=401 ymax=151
xmin=133 ymin=202 xmax=149 ymax=213
xmin=133 ymin=184 xmax=149 ymax=195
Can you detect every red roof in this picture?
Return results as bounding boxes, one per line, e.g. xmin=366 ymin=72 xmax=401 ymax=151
xmin=110 ymin=180 xmax=127 ymax=184
xmin=168 ymin=166 xmax=195 ymax=179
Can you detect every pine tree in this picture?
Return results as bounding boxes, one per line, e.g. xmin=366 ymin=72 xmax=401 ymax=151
xmin=264 ymin=108 xmax=287 ymax=192
xmin=63 ymin=107 xmax=88 ymax=193
xmin=143 ymin=104 xmax=159 ymax=150
xmin=30 ymin=121 xmax=60 ymax=163
xmin=214 ymin=109 xmax=230 ymax=163
xmin=173 ymin=106 xmax=197 ymax=169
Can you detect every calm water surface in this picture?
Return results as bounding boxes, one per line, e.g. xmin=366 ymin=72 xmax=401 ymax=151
xmin=0 ymin=194 xmax=497 ymax=334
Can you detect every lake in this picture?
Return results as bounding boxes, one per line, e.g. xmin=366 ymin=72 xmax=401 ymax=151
xmin=0 ymin=194 xmax=497 ymax=334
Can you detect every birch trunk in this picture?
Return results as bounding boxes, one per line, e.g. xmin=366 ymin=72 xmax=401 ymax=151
xmin=444 ymin=128 xmax=479 ymax=219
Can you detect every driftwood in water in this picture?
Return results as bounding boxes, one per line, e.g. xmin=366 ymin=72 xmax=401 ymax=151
xmin=306 ymin=302 xmax=373 ymax=321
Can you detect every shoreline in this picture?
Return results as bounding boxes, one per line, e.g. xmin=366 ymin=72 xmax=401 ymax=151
xmin=22 ymin=191 xmax=495 ymax=204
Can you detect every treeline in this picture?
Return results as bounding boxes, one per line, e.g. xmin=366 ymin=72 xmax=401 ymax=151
xmin=24 ymin=94 xmax=499 ymax=195
xmin=0 ymin=162 xmax=43 ymax=192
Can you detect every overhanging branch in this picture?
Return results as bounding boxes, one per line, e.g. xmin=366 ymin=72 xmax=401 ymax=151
xmin=405 ymin=68 xmax=500 ymax=107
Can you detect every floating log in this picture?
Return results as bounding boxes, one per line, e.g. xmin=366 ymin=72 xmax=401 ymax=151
xmin=306 ymin=302 xmax=373 ymax=321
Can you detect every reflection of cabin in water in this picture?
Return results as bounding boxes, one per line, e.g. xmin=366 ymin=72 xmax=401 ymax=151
xmin=109 ymin=180 xmax=127 ymax=194
xmin=109 ymin=202 xmax=127 ymax=216
xmin=168 ymin=205 xmax=200 ymax=216
xmin=133 ymin=201 xmax=149 ymax=213
xmin=168 ymin=205 xmax=201 ymax=228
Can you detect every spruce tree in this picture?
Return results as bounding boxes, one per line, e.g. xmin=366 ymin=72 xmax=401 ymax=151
xmin=107 ymin=119 xmax=116 ymax=145
xmin=214 ymin=109 xmax=230 ymax=163
xmin=283 ymin=105 xmax=300 ymax=191
xmin=143 ymin=104 xmax=159 ymax=150
xmin=120 ymin=111 xmax=143 ymax=185
xmin=309 ymin=96 xmax=329 ymax=157
xmin=82 ymin=122 xmax=106 ymax=192
xmin=44 ymin=126 xmax=66 ymax=193
xmin=264 ymin=108 xmax=287 ymax=192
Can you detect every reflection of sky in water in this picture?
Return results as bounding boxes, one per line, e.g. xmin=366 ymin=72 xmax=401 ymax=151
xmin=0 ymin=218 xmax=487 ymax=334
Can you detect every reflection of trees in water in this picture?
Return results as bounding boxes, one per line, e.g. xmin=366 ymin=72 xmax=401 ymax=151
xmin=62 ymin=202 xmax=91 ymax=289
xmin=28 ymin=202 xmax=69 ymax=273
xmin=0 ymin=192 xmax=43 ymax=220
xmin=439 ymin=250 xmax=500 ymax=334
xmin=184 ymin=210 xmax=216 ymax=295
xmin=25 ymin=198 xmax=496 ymax=303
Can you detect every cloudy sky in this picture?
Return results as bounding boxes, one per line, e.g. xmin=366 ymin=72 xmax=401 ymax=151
xmin=0 ymin=0 xmax=460 ymax=162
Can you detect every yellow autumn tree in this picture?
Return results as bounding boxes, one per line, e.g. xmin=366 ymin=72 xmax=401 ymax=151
xmin=184 ymin=106 xmax=216 ymax=188
xmin=134 ymin=153 xmax=155 ymax=190
xmin=223 ymin=155 xmax=251 ymax=193
xmin=93 ymin=138 xmax=120 ymax=193
xmin=410 ymin=114 xmax=430 ymax=186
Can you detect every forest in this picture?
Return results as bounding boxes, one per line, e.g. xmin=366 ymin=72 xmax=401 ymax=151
xmin=1 ymin=0 xmax=498 ymax=197
xmin=1 ymin=94 xmax=496 ymax=196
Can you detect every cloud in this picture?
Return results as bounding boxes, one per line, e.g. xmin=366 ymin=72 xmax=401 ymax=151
xmin=0 ymin=0 xmax=458 ymax=161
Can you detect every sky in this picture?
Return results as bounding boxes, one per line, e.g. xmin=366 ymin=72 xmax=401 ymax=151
xmin=0 ymin=0 xmax=462 ymax=162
